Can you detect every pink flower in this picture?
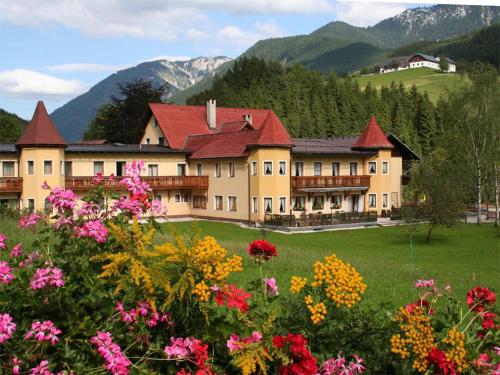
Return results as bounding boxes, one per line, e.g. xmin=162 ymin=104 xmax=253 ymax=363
xmin=10 ymin=243 xmax=23 ymax=258
xmin=227 ymin=331 xmax=263 ymax=353
xmin=25 ymin=320 xmax=62 ymax=345
xmin=321 ymin=353 xmax=365 ymax=375
xmin=120 ymin=161 xmax=151 ymax=196
xmin=93 ymin=173 xmax=104 ymax=185
xmin=0 ymin=261 xmax=14 ymax=284
xmin=264 ymin=277 xmax=279 ymax=296
xmin=19 ymin=213 xmax=42 ymax=229
xmin=0 ymin=234 xmax=6 ymax=249
xmin=90 ymin=331 xmax=131 ymax=375
xmin=415 ymin=279 xmax=434 ymax=288
xmin=474 ymin=353 xmax=492 ymax=368
xmin=19 ymin=251 xmax=40 ymax=268
xmin=76 ymin=202 xmax=101 ymax=217
xmin=46 ymin=186 xmax=78 ymax=212
xmin=74 ymin=220 xmax=108 ymax=243
xmin=151 ymin=199 xmax=167 ymax=216
xmin=12 ymin=357 xmax=22 ymax=375
xmin=30 ymin=360 xmax=51 ymax=375
xmin=164 ymin=337 xmax=192 ymax=359
xmin=30 ymin=268 xmax=64 ymax=290
xmin=0 ymin=313 xmax=16 ymax=344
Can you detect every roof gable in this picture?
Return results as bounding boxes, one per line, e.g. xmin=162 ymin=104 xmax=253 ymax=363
xmin=16 ymin=101 xmax=66 ymax=147
xmin=352 ymin=116 xmax=394 ymax=150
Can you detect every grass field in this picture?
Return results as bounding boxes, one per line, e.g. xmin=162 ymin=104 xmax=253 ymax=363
xmin=355 ymin=68 xmax=464 ymax=103
xmin=158 ymin=221 xmax=499 ymax=307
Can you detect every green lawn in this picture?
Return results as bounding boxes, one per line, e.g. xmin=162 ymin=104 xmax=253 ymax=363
xmin=158 ymin=221 xmax=499 ymax=307
xmin=355 ymin=68 xmax=464 ymax=103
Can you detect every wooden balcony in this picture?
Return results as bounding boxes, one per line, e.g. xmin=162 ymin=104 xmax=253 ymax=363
xmin=292 ymin=175 xmax=370 ymax=190
xmin=0 ymin=177 xmax=23 ymax=193
xmin=65 ymin=176 xmax=209 ymax=191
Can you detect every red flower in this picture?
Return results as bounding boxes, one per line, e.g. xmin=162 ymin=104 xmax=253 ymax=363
xmin=273 ymin=333 xmax=318 ymax=375
xmin=466 ymin=286 xmax=496 ymax=312
xmin=405 ymin=299 xmax=435 ymax=315
xmin=428 ymin=348 xmax=457 ymax=375
xmin=481 ymin=312 xmax=497 ymax=330
xmin=215 ymin=284 xmax=251 ymax=313
xmin=247 ymin=240 xmax=277 ymax=262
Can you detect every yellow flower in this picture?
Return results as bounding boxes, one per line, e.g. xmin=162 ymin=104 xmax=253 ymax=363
xmin=442 ymin=327 xmax=468 ymax=373
xmin=290 ymin=276 xmax=308 ymax=294
xmin=193 ymin=280 xmax=211 ymax=302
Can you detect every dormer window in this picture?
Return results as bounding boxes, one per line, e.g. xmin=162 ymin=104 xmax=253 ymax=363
xmin=153 ymin=117 xmax=158 ymax=127
xmin=158 ymin=137 xmax=165 ymax=145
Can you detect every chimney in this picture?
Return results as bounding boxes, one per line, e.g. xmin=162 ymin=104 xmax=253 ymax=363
xmin=243 ymin=114 xmax=252 ymax=126
xmin=206 ymin=99 xmax=216 ymax=129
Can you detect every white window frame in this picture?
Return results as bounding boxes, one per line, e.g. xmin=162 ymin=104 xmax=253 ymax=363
xmin=368 ymin=161 xmax=377 ymax=175
xmin=1 ymin=160 xmax=16 ymax=177
xmin=93 ymin=161 xmax=104 ymax=176
xmin=174 ymin=194 xmax=181 ymax=203
xmin=349 ymin=162 xmax=358 ymax=176
xmin=313 ymin=162 xmax=322 ymax=176
xmin=382 ymin=193 xmax=389 ymax=209
xmin=251 ymin=196 xmax=258 ymax=214
xmin=251 ymin=161 xmax=258 ymax=176
xmin=263 ymin=161 xmax=273 ymax=176
xmin=196 ymin=163 xmax=203 ymax=176
xmin=182 ymin=193 xmax=190 ymax=203
xmin=147 ymin=163 xmax=159 ymax=177
xmin=278 ymin=160 xmax=287 ymax=176
xmin=263 ymin=197 xmax=273 ymax=214
xmin=214 ymin=195 xmax=223 ymax=211
xmin=227 ymin=196 xmax=237 ymax=212
xmin=214 ymin=162 xmax=221 ymax=178
xmin=27 ymin=198 xmax=36 ymax=212
xmin=43 ymin=160 xmax=53 ymax=176
xmin=26 ymin=160 xmax=35 ymax=176
xmin=279 ymin=197 xmax=287 ymax=213
xmin=292 ymin=196 xmax=306 ymax=211
xmin=155 ymin=195 xmax=162 ymax=202
xmin=331 ymin=195 xmax=342 ymax=209
xmin=332 ymin=162 xmax=340 ymax=176
xmin=228 ymin=162 xmax=235 ymax=178
xmin=312 ymin=195 xmax=325 ymax=211
xmin=294 ymin=161 xmax=304 ymax=176
xmin=60 ymin=160 xmax=65 ymax=176
xmin=368 ymin=193 xmax=377 ymax=209
xmin=64 ymin=161 xmax=73 ymax=177
xmin=382 ymin=161 xmax=389 ymax=175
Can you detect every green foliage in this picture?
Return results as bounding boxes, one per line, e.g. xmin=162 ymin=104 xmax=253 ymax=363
xmin=84 ymin=79 xmax=166 ymax=143
xmin=0 ymin=108 xmax=27 ymax=143
xmin=439 ymin=54 xmax=449 ymax=72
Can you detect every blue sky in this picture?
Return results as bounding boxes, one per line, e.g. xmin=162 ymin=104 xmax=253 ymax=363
xmin=0 ymin=0 xmax=490 ymax=119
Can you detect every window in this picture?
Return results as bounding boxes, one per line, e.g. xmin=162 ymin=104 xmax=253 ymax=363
xmin=263 ymin=197 xmax=273 ymax=214
xmin=147 ymin=164 xmax=159 ymax=176
xmin=294 ymin=162 xmax=304 ymax=177
xmin=228 ymin=162 xmax=235 ymax=177
xmin=158 ymin=137 xmax=165 ymax=145
xmin=174 ymin=194 xmax=181 ymax=203
xmin=349 ymin=162 xmax=358 ymax=176
xmin=368 ymin=161 xmax=377 ymax=175
xmin=196 ymin=163 xmax=203 ymax=176
xmin=331 ymin=195 xmax=342 ymax=209
xmin=93 ymin=161 xmax=104 ymax=176
xmin=292 ymin=196 xmax=305 ymax=211
xmin=177 ymin=164 xmax=186 ymax=176
xmin=193 ymin=195 xmax=207 ymax=209
xmin=116 ymin=161 xmax=126 ymax=177
xmin=312 ymin=196 xmax=324 ymax=210
xmin=263 ymin=161 xmax=273 ymax=176
xmin=155 ymin=195 xmax=162 ymax=202
xmin=278 ymin=161 xmax=286 ymax=176
xmin=251 ymin=197 xmax=258 ymax=213
xmin=332 ymin=162 xmax=340 ymax=176
xmin=251 ymin=161 xmax=257 ymax=176
xmin=215 ymin=195 xmax=223 ymax=210
xmin=44 ymin=198 xmax=52 ymax=213
xmin=27 ymin=199 xmax=35 ymax=212
xmin=64 ymin=161 xmax=72 ymax=177
xmin=146 ymin=138 xmax=151 ymax=144
xmin=43 ymin=160 xmax=53 ymax=175
xmin=382 ymin=161 xmax=389 ymax=175
xmin=313 ymin=162 xmax=322 ymax=176
xmin=27 ymin=160 xmax=35 ymax=175
xmin=2 ymin=161 xmax=15 ymax=177
xmin=228 ymin=196 xmax=237 ymax=211
xmin=182 ymin=194 xmax=190 ymax=202
xmin=153 ymin=117 xmax=158 ymax=127
xmin=382 ymin=193 xmax=388 ymax=208
xmin=214 ymin=163 xmax=221 ymax=177
xmin=60 ymin=161 xmax=64 ymax=175
xmin=279 ymin=197 xmax=287 ymax=213
xmin=368 ymin=194 xmax=377 ymax=208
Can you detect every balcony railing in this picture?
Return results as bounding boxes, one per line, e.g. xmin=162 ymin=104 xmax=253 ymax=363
xmin=291 ymin=175 xmax=370 ymax=190
xmin=65 ymin=176 xmax=209 ymax=191
xmin=0 ymin=177 xmax=23 ymax=193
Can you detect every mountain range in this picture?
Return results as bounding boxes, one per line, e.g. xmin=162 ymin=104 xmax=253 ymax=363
xmin=49 ymin=4 xmax=499 ymax=141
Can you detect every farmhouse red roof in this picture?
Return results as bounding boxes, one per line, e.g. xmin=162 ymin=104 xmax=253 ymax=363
xmin=16 ymin=101 xmax=66 ymax=147
xmin=148 ymin=103 xmax=291 ymax=150
xmin=351 ymin=116 xmax=394 ymax=149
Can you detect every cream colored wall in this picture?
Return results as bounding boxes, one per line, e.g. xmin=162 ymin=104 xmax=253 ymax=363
xmin=248 ymin=148 xmax=291 ymax=221
xmin=140 ymin=116 xmax=166 ymax=145
xmin=188 ymin=159 xmax=250 ymax=221
xmin=19 ymin=148 xmax=65 ymax=210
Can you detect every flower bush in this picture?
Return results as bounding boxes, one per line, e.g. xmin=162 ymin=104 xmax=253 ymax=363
xmin=0 ymin=160 xmax=497 ymax=374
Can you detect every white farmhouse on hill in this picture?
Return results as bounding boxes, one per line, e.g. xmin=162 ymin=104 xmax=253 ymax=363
xmin=380 ymin=53 xmax=456 ymax=74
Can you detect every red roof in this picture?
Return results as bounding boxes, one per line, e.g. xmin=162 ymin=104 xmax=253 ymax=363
xmin=148 ymin=103 xmax=291 ymax=150
xmin=17 ymin=101 xmax=66 ymax=147
xmin=352 ymin=116 xmax=393 ymax=149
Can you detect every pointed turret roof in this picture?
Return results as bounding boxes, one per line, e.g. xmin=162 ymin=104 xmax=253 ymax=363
xmin=255 ymin=111 xmax=293 ymax=146
xmin=352 ymin=116 xmax=393 ymax=149
xmin=16 ymin=101 xmax=66 ymax=147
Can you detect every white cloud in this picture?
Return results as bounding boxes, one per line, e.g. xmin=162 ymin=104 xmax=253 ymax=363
xmin=0 ymin=69 xmax=86 ymax=99
xmin=216 ymin=20 xmax=286 ymax=52
xmin=335 ymin=1 xmax=408 ymax=27
xmin=46 ymin=63 xmax=127 ymax=73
